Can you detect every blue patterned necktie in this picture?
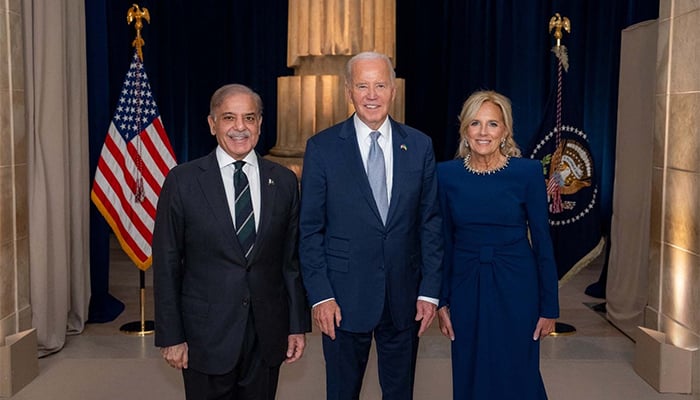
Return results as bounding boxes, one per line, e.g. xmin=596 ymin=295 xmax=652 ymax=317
xmin=233 ymin=160 xmax=255 ymax=258
xmin=368 ymin=131 xmax=388 ymax=224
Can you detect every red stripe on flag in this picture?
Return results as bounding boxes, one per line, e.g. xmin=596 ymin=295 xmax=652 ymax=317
xmin=103 ymin=131 xmax=138 ymax=196
xmin=141 ymin=128 xmax=172 ymax=178
xmin=92 ymin=175 xmax=150 ymax=263
xmin=95 ymin=155 xmax=155 ymax=245
xmin=125 ymin=140 xmax=158 ymax=217
xmin=135 ymin=130 xmax=169 ymax=186
xmin=152 ymin=118 xmax=176 ymax=166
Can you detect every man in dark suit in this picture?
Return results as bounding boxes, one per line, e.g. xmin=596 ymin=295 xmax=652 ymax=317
xmin=299 ymin=52 xmax=443 ymax=399
xmin=153 ymin=84 xmax=310 ymax=400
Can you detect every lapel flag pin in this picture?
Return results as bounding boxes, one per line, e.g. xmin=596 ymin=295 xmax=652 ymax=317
xmin=268 ymin=178 xmax=275 ymax=186
xmin=400 ymin=144 xmax=407 ymax=151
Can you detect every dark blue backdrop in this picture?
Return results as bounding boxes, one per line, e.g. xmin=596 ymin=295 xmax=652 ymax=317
xmin=84 ymin=0 xmax=658 ymax=321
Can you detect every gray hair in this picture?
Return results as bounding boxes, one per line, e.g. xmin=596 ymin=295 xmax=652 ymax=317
xmin=209 ymin=84 xmax=263 ymax=117
xmin=345 ymin=51 xmax=396 ymax=86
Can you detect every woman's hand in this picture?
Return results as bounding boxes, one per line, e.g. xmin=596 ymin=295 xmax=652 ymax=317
xmin=437 ymin=306 xmax=455 ymax=341
xmin=533 ymin=317 xmax=556 ymax=340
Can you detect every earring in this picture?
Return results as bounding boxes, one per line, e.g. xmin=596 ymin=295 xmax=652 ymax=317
xmin=500 ymin=139 xmax=505 ymax=149
xmin=463 ymin=140 xmax=469 ymax=149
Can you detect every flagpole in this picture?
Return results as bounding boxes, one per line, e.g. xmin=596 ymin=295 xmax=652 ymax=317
xmin=119 ymin=3 xmax=155 ymax=336
xmin=547 ymin=13 xmax=575 ymax=337
xmin=120 ymin=270 xmax=155 ymax=336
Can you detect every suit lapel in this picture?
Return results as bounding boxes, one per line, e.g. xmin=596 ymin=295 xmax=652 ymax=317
xmin=197 ymin=151 xmax=248 ymax=265
xmin=248 ymin=154 xmax=275 ymax=262
xmin=387 ymin=118 xmax=409 ymax=226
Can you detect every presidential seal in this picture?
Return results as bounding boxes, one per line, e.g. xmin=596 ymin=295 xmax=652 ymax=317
xmin=530 ymin=124 xmax=598 ymax=227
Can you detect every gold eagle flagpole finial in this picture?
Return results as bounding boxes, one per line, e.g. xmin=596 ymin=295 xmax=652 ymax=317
xmin=548 ymin=13 xmax=570 ymax=71
xmin=127 ymin=4 xmax=150 ymax=61
xmin=548 ymin=13 xmax=570 ymax=48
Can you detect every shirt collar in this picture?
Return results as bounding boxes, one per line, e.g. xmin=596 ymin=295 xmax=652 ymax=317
xmin=216 ymin=147 xmax=259 ymax=170
xmin=353 ymin=114 xmax=392 ymax=141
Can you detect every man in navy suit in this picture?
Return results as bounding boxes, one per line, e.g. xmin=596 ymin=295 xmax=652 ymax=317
xmin=299 ymin=52 xmax=443 ymax=399
xmin=153 ymin=84 xmax=310 ymax=400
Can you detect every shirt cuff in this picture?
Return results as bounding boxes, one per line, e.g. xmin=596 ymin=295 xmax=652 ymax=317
xmin=418 ymin=296 xmax=439 ymax=306
xmin=315 ymin=297 xmax=438 ymax=307
xmin=312 ymin=298 xmax=335 ymax=308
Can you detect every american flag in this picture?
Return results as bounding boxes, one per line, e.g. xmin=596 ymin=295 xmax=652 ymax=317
xmin=91 ymin=51 xmax=177 ymax=271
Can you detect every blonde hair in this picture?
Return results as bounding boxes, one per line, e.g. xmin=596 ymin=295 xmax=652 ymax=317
xmin=456 ymin=90 xmax=521 ymax=158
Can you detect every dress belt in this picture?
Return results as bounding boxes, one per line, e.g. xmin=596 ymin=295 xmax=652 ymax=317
xmin=455 ymin=237 xmax=528 ymax=264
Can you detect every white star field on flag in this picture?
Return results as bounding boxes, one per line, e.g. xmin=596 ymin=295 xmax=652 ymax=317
xmin=112 ymin=55 xmax=160 ymax=141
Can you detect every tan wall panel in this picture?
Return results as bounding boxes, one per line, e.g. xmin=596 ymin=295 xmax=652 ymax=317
xmin=669 ymin=9 xmax=700 ymax=93
xmin=648 ymin=240 xmax=661 ymax=311
xmin=663 ymin=169 xmax=700 ymax=254
xmin=655 ymin=19 xmax=670 ymax=96
xmin=660 ymin=245 xmax=700 ymax=336
xmin=649 ymin=5 xmax=700 ymax=391
xmin=666 ymin=93 xmax=700 ymax=171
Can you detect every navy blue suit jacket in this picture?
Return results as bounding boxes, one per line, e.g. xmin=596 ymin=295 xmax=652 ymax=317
xmin=299 ymin=116 xmax=443 ymax=332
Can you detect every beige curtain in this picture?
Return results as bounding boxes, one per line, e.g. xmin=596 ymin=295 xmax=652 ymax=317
xmin=23 ymin=0 xmax=91 ymax=355
xmin=605 ymin=20 xmax=657 ymax=340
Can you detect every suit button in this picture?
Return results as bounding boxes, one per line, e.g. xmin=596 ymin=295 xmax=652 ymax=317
xmin=242 ymin=297 xmax=250 ymax=307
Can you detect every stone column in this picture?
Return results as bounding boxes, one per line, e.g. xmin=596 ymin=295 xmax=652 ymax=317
xmin=266 ymin=0 xmax=405 ymax=175
xmin=0 ymin=0 xmax=36 ymax=396
xmin=647 ymin=0 xmax=700 ymax=395
xmin=0 ymin=0 xmax=31 ymax=345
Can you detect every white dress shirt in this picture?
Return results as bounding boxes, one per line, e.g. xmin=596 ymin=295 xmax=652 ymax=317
xmin=216 ymin=147 xmax=261 ymax=231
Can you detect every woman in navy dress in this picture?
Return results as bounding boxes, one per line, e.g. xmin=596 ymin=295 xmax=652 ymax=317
xmin=437 ymin=90 xmax=559 ymax=399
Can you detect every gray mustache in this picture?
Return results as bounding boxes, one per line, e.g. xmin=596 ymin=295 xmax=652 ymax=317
xmin=227 ymin=131 xmax=251 ymax=139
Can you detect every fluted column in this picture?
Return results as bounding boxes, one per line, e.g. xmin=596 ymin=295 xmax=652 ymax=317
xmin=286 ymin=0 xmax=395 ymax=68
xmin=266 ymin=0 xmax=404 ymax=175
xmin=0 ymin=0 xmax=31 ymax=346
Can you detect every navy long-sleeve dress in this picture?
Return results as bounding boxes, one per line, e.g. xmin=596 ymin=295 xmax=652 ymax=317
xmin=437 ymin=157 xmax=559 ymax=399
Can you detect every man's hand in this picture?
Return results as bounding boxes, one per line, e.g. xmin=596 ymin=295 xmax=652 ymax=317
xmin=533 ymin=317 xmax=556 ymax=340
xmin=312 ymin=300 xmax=342 ymax=340
xmin=160 ymin=342 xmax=189 ymax=369
xmin=415 ymin=300 xmax=437 ymax=337
xmin=437 ymin=306 xmax=455 ymax=341
xmin=285 ymin=334 xmax=306 ymax=363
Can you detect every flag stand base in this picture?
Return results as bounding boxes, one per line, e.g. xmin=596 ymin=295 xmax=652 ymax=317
xmin=550 ymin=322 xmax=576 ymax=336
xmin=120 ymin=270 xmax=155 ymax=336
xmin=120 ymin=320 xmax=155 ymax=336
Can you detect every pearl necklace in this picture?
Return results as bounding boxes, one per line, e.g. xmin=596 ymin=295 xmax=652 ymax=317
xmin=463 ymin=154 xmax=510 ymax=175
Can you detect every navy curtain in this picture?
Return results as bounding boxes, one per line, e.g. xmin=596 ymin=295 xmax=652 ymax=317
xmin=85 ymin=0 xmax=658 ymax=321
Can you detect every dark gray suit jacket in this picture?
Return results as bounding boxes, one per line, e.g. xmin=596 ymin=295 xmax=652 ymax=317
xmin=153 ymin=150 xmax=310 ymax=375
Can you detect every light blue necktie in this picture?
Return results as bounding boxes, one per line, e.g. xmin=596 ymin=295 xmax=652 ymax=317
xmin=368 ymin=131 xmax=388 ymax=224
